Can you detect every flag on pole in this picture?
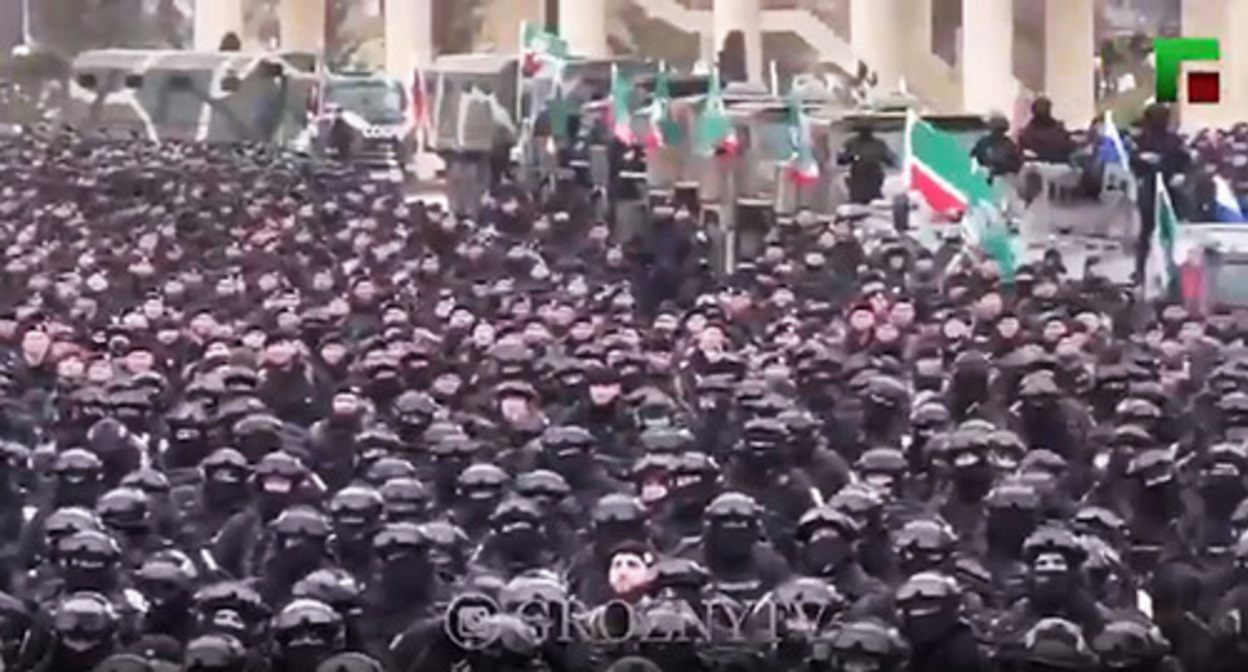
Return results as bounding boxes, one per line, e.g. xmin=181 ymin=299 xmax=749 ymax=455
xmin=644 ymin=65 xmax=681 ymax=149
xmin=410 ymin=67 xmax=432 ymax=147
xmin=521 ymin=23 xmax=568 ymax=78
xmin=904 ymin=109 xmax=995 ymax=214
xmin=1097 ymin=110 xmax=1137 ymax=200
xmin=1145 ymin=174 xmax=1180 ymax=299
xmin=963 ymin=202 xmax=1020 ymax=283
xmin=609 ymin=64 xmax=635 ymax=145
xmin=694 ymin=68 xmax=738 ymax=156
xmin=783 ymin=96 xmax=820 ymax=185
xmin=1214 ymin=175 xmax=1246 ymax=222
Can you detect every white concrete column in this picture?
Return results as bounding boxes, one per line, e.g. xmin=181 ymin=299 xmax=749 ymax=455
xmin=713 ymin=0 xmax=763 ymax=86
xmin=385 ymin=0 xmax=434 ymax=81
xmin=279 ymin=0 xmax=326 ymax=52
xmin=852 ymin=0 xmax=904 ymax=91
xmin=910 ymin=0 xmax=933 ymax=65
xmin=961 ymin=0 xmax=1014 ymax=115
xmin=559 ymin=0 xmax=609 ymax=58
xmin=1044 ymin=0 xmax=1095 ymax=126
xmin=193 ymin=0 xmax=244 ymax=51
xmin=1221 ymin=0 xmax=1248 ymax=129
xmin=1177 ymin=0 xmax=1224 ymax=131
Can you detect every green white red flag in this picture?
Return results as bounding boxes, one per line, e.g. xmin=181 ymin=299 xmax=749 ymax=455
xmin=904 ymin=109 xmax=995 ymax=215
xmin=609 ymin=63 xmax=635 ymax=145
xmin=784 ymin=96 xmax=820 ymax=184
xmin=521 ymin=23 xmax=568 ymax=79
xmin=644 ymin=66 xmax=681 ymax=150
xmin=694 ymin=69 xmax=738 ymax=156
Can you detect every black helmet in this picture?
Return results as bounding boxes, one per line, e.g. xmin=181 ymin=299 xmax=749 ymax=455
xmin=231 ymin=413 xmax=283 ymax=459
xmin=895 ymin=518 xmax=956 ymax=570
xmin=315 ymin=652 xmax=386 ymax=672
xmin=821 ymin=618 xmax=909 ymax=669
xmin=671 ymin=452 xmax=720 ymax=490
xmin=796 ymin=506 xmax=860 ymax=544
xmin=192 ymin=582 xmax=269 ymax=638
xmin=457 ymin=463 xmax=510 ymax=502
xmin=44 ymin=507 xmax=104 ymax=554
xmin=1092 ymin=619 xmax=1170 ymax=668
xmin=96 ymin=487 xmax=152 ymax=533
xmin=363 ymin=456 xmax=416 ymax=487
xmin=292 ymin=569 xmax=364 ymax=618
xmin=638 ymin=426 xmax=695 ymax=455
xmin=490 ymin=497 xmax=543 ymax=529
xmin=419 ymin=521 xmax=469 ymax=579
xmin=379 ymin=477 xmax=429 ymax=522
xmin=705 ymin=492 xmax=761 ymax=526
xmin=270 ymin=506 xmax=332 ymax=543
xmin=739 ymin=417 xmax=788 ymax=452
xmin=58 ymin=529 xmax=122 ymax=567
xmin=252 ymin=452 xmax=308 ymax=495
xmin=650 ymin=557 xmax=710 ymax=594
xmin=183 ymin=634 xmax=247 ymax=672
xmin=826 ymin=483 xmax=886 ymax=528
xmin=135 ymin=558 xmax=195 ymax=604
xmin=201 ymin=448 xmax=249 ymax=479
xmin=1020 ymin=618 xmax=1097 ymax=669
xmin=373 ymin=522 xmax=428 ymax=560
xmin=542 ymin=425 xmax=596 ymax=458
xmin=592 ymin=494 xmax=646 ymax=527
xmin=856 ymin=447 xmax=908 ymax=490
xmin=53 ymin=591 xmax=119 ymax=651
xmin=756 ymin=577 xmax=845 ymax=634
xmin=271 ymin=598 xmax=345 ymax=657
xmin=499 ymin=575 xmax=570 ymax=636
xmin=328 ymin=486 xmax=385 ymax=531
xmin=53 ymin=448 xmax=104 ymax=482
xmin=895 ymin=571 xmax=962 ymax=610
xmin=119 ymin=468 xmax=170 ymax=498
xmin=427 ymin=434 xmax=480 ymax=463
xmin=513 ymin=470 xmax=571 ymax=509
xmin=1023 ymin=525 xmax=1087 ymax=567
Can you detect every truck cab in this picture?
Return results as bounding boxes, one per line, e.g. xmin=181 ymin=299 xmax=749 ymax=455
xmin=312 ymin=70 xmax=413 ymax=181
xmin=1178 ymin=223 xmax=1248 ymax=309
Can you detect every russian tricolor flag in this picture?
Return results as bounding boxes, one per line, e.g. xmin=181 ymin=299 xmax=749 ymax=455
xmin=1214 ymin=175 xmax=1246 ymax=223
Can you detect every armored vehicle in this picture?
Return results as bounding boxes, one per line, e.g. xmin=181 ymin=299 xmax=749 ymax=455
xmin=61 ymin=49 xmax=318 ymax=144
xmin=303 ymin=70 xmax=414 ymax=181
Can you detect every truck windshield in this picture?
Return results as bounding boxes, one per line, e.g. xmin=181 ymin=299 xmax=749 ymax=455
xmin=325 ymin=79 xmax=407 ymax=125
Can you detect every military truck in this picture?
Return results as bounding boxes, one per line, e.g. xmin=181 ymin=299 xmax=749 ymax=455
xmin=421 ymin=53 xmax=654 ymax=214
xmin=61 ymin=49 xmax=318 ymax=144
xmin=1177 ymin=223 xmax=1248 ymax=309
xmin=303 ymin=69 xmax=414 ymax=182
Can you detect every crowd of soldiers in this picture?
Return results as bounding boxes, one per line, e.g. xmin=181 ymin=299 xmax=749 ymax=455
xmin=1 ymin=106 xmax=1248 ymax=672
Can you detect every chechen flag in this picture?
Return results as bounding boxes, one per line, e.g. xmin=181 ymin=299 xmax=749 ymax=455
xmin=609 ymin=63 xmax=636 ymax=145
xmin=784 ymin=96 xmax=820 ymax=185
xmin=904 ymin=109 xmax=996 ymax=215
xmin=645 ymin=66 xmax=681 ymax=150
xmin=693 ymin=68 xmax=738 ymax=157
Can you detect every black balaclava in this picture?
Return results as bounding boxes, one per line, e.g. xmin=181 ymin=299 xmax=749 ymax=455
xmin=799 ymin=526 xmax=855 ymax=578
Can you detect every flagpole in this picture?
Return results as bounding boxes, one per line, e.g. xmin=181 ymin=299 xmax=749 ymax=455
xmin=516 ymin=20 xmax=527 ymax=126
xmin=903 ymin=109 xmax=915 ymax=194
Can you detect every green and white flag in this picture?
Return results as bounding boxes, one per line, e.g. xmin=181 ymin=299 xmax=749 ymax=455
xmin=644 ymin=65 xmax=682 ymax=149
xmin=609 ymin=63 xmax=636 ymax=145
xmin=521 ymin=23 xmax=568 ymax=79
xmin=904 ymin=109 xmax=996 ymax=214
xmin=694 ymin=69 xmax=738 ymax=157
xmin=1144 ymin=173 xmax=1180 ymax=299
